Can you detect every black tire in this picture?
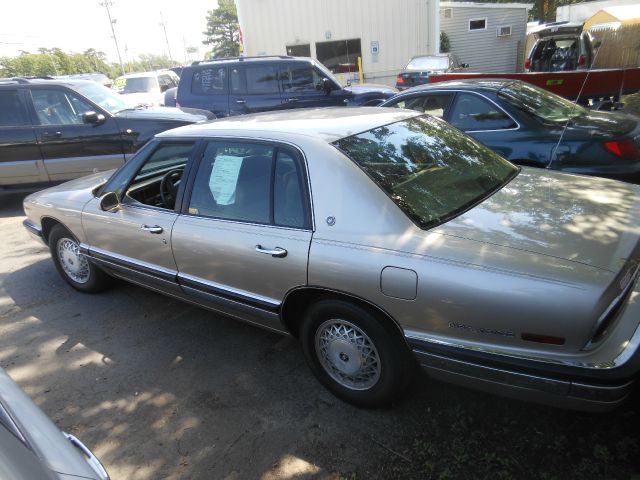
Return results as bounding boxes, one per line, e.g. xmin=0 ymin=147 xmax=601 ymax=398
xmin=300 ymin=299 xmax=413 ymax=408
xmin=48 ymin=224 xmax=114 ymax=293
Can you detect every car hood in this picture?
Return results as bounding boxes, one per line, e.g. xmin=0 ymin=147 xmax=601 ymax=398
xmin=344 ymin=83 xmax=397 ymax=95
xmin=435 ymin=168 xmax=640 ymax=273
xmin=115 ymin=106 xmax=211 ymax=122
xmin=566 ymin=110 xmax=638 ymax=137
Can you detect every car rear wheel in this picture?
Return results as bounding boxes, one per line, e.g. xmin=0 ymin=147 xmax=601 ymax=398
xmin=48 ymin=224 xmax=113 ymax=293
xmin=300 ymin=299 xmax=412 ymax=407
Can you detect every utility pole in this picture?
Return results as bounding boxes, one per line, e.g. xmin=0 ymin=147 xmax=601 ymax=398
xmin=99 ymin=1 xmax=125 ymax=75
xmin=159 ymin=12 xmax=173 ymax=64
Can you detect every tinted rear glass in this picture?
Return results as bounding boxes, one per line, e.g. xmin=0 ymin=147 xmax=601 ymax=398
xmin=333 ymin=116 xmax=518 ymax=229
xmin=191 ymin=67 xmax=228 ymax=95
xmin=0 ymin=90 xmax=29 ymax=126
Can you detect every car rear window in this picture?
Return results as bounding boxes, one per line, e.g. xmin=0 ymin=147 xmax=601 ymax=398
xmin=333 ymin=116 xmax=518 ymax=229
xmin=406 ymin=56 xmax=449 ymax=70
xmin=191 ymin=67 xmax=228 ymax=95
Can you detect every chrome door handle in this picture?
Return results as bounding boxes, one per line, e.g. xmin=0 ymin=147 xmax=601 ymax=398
xmin=255 ymin=245 xmax=287 ymax=258
xmin=141 ymin=225 xmax=163 ymax=234
xmin=235 ymin=99 xmax=246 ymax=104
xmin=285 ymin=97 xmax=299 ymax=103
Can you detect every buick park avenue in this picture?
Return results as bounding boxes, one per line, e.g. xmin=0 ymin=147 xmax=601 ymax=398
xmin=23 ymin=108 xmax=640 ymax=410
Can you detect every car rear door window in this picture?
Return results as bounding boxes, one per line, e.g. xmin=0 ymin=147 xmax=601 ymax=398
xmin=391 ymin=93 xmax=452 ymax=118
xmin=31 ymin=89 xmax=93 ymax=125
xmin=0 ymin=90 xmax=30 ymax=126
xmin=191 ymin=67 xmax=228 ymax=95
xmin=245 ymin=65 xmax=279 ymax=94
xmin=448 ymin=93 xmax=516 ymax=131
xmin=188 ymin=142 xmax=308 ymax=228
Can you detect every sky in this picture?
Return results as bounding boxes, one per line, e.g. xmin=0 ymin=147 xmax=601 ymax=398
xmin=0 ymin=0 xmax=216 ymax=65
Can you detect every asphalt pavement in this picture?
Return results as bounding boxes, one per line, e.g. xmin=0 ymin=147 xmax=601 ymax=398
xmin=1 ymin=192 xmax=638 ymax=480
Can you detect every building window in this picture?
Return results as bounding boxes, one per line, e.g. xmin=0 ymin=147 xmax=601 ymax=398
xmin=469 ymin=18 xmax=487 ymax=31
xmin=315 ymin=38 xmax=362 ymax=74
xmin=496 ymin=25 xmax=512 ymax=37
xmin=286 ymin=44 xmax=311 ymax=57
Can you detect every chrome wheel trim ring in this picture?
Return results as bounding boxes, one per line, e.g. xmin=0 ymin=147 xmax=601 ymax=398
xmin=314 ymin=319 xmax=381 ymax=391
xmin=57 ymin=237 xmax=90 ymax=284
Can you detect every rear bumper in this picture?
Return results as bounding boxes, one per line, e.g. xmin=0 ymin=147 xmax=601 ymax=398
xmin=411 ymin=346 xmax=635 ymax=412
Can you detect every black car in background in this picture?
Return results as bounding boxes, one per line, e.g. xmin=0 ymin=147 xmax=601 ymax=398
xmin=381 ymin=79 xmax=640 ymax=182
xmin=0 ymin=77 xmax=213 ymax=193
xmin=395 ymin=54 xmax=468 ymax=90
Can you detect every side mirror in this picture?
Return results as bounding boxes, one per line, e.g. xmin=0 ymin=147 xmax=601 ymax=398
xmin=99 ymin=191 xmax=120 ymax=212
xmin=83 ymin=111 xmax=106 ymax=125
xmin=319 ymin=77 xmax=333 ymax=94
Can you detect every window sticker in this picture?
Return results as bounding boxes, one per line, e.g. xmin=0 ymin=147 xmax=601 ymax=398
xmin=209 ymin=155 xmax=243 ymax=205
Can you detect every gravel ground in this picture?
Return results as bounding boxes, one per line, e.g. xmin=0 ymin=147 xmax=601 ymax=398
xmin=1 ymin=193 xmax=639 ymax=480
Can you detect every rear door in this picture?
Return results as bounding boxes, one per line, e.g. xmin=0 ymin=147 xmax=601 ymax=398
xmin=172 ymin=139 xmax=312 ymax=330
xmin=29 ymin=86 xmax=125 ymax=182
xmin=228 ymin=64 xmax=283 ymax=116
xmin=0 ymin=88 xmax=47 ymax=187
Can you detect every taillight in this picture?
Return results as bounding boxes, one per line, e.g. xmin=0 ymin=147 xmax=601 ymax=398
xmin=577 ymin=54 xmax=586 ymax=66
xmin=604 ymin=139 xmax=639 ymax=159
xmin=524 ymin=59 xmax=531 ymax=71
xmin=396 ymin=75 xmax=406 ymax=86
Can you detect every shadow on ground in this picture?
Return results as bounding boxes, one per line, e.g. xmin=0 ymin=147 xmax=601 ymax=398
xmin=1 ymin=256 xmax=639 ymax=480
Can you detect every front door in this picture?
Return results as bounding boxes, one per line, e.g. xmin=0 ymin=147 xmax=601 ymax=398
xmin=29 ymin=86 xmax=125 ymax=182
xmin=278 ymin=62 xmax=347 ymax=108
xmin=172 ymin=140 xmax=312 ymax=331
xmin=82 ymin=142 xmax=197 ymax=293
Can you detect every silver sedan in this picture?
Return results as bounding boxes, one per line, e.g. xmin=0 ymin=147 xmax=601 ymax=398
xmin=23 ymin=107 xmax=640 ymax=410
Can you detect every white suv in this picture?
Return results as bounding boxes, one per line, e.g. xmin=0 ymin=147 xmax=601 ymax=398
xmin=113 ymin=70 xmax=179 ymax=107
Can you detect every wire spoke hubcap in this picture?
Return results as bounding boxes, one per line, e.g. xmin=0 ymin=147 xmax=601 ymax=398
xmin=315 ymin=319 xmax=381 ymax=391
xmin=57 ymin=238 xmax=90 ymax=284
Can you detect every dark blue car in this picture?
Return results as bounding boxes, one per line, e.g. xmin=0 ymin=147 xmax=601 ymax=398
xmin=380 ymin=79 xmax=640 ymax=182
xmin=174 ymin=56 xmax=397 ymax=118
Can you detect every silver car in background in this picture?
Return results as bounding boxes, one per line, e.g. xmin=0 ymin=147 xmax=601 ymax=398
xmin=23 ymin=108 xmax=640 ymax=411
xmin=0 ymin=367 xmax=108 ymax=479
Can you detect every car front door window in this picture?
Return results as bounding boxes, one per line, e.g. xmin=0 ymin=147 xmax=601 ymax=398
xmin=124 ymin=143 xmax=195 ymax=211
xmin=31 ymin=89 xmax=93 ymax=125
xmin=448 ymin=92 xmax=516 ymax=131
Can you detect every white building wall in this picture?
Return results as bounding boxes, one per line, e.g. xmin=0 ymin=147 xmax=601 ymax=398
xmin=556 ymin=0 xmax=639 ymax=23
xmin=237 ymin=0 xmax=439 ymax=86
xmin=440 ymin=3 xmax=530 ymax=73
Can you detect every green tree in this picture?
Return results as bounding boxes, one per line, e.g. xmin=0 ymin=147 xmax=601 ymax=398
xmin=202 ymin=0 xmax=240 ymax=58
xmin=440 ymin=31 xmax=451 ymax=53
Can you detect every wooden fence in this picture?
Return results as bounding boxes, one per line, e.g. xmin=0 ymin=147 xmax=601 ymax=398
xmin=591 ymin=25 xmax=640 ymax=69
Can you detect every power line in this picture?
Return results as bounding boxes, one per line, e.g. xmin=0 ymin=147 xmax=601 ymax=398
xmin=159 ymin=11 xmax=173 ymax=64
xmin=99 ymin=0 xmax=125 ymax=75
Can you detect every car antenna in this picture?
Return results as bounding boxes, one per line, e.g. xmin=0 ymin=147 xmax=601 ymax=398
xmin=549 ymin=38 xmax=602 ymax=170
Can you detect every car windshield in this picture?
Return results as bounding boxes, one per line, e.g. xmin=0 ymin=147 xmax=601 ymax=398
xmin=113 ymin=76 xmax=156 ymax=94
xmin=313 ymin=61 xmax=344 ymax=87
xmin=406 ymin=56 xmax=449 ymax=70
xmin=497 ymin=81 xmax=585 ymax=124
xmin=333 ymin=116 xmax=518 ymax=229
xmin=74 ymin=82 xmax=134 ymax=114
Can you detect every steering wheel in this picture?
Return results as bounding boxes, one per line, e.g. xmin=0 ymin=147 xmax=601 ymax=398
xmin=159 ymin=167 xmax=184 ymax=209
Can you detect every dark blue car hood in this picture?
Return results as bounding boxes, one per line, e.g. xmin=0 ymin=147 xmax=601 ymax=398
xmin=345 ymin=84 xmax=397 ymax=96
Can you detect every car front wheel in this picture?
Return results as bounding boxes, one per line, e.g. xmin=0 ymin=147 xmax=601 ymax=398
xmin=48 ymin=224 xmax=113 ymax=293
xmin=301 ymin=299 xmax=412 ymax=408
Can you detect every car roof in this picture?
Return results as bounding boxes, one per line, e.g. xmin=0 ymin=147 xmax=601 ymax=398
xmin=157 ymin=107 xmax=421 ymax=142
xmin=0 ymin=77 xmax=99 ymax=88
xmin=188 ymin=56 xmax=309 ymax=68
xmin=399 ymin=78 xmax=519 ymax=93
xmin=117 ymin=71 xmax=161 ymax=79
